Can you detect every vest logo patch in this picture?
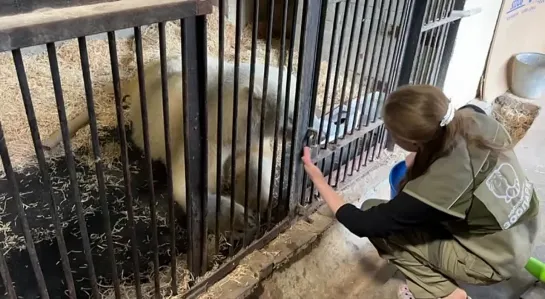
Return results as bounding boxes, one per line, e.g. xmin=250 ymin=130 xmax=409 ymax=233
xmin=485 ymin=162 xmax=533 ymax=229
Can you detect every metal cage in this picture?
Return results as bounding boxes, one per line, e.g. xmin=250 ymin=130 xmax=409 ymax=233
xmin=0 ymin=0 xmax=468 ymax=298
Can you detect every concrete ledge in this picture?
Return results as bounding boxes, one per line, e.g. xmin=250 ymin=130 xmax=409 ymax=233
xmin=200 ymin=210 xmax=336 ymax=299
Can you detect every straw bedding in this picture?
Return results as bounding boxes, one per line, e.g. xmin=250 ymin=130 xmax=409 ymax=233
xmin=0 ymin=6 xmax=299 ymax=298
xmin=492 ymin=94 xmax=540 ymax=146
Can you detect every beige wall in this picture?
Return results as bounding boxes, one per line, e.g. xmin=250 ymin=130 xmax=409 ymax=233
xmin=482 ymin=0 xmax=545 ymax=101
xmin=442 ymin=0 xmax=503 ymax=108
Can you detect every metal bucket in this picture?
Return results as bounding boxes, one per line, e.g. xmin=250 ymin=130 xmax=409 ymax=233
xmin=510 ymin=52 xmax=545 ymax=99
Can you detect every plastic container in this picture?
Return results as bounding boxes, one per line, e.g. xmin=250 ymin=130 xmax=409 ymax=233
xmin=525 ymin=257 xmax=545 ymax=282
xmin=389 ymin=160 xmax=407 ymax=199
xmin=510 ymin=52 xmax=545 ymax=99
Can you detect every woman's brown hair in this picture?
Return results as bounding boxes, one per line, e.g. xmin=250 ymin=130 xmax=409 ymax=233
xmin=383 ymin=85 xmax=509 ymax=190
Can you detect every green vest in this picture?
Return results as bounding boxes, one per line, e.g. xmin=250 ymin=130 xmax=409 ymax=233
xmin=403 ymin=112 xmax=540 ymax=277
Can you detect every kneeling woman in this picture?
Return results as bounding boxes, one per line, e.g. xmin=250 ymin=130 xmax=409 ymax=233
xmin=301 ymin=85 xmax=540 ymax=299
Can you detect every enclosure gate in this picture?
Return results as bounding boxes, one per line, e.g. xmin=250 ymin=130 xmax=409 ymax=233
xmin=0 ymin=0 xmax=469 ymax=298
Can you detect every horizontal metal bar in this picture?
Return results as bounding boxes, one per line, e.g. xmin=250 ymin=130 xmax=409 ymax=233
xmin=314 ymin=120 xmax=383 ymax=162
xmin=0 ymin=0 xmax=212 ymax=52
xmin=0 ymin=0 xmax=119 ymax=17
xmin=421 ymin=7 xmax=482 ymax=32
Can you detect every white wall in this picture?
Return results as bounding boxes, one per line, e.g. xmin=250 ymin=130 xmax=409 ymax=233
xmin=442 ymin=0 xmax=503 ymax=108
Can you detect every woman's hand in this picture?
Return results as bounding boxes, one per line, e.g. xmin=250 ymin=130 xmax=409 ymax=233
xmin=301 ymin=147 xmax=326 ymax=184
xmin=301 ymin=146 xmax=345 ymax=213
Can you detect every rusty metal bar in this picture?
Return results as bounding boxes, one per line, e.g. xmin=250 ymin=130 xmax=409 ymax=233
xmin=12 ymin=48 xmax=77 ymax=298
xmin=277 ymin=0 xmax=300 ymax=218
xmin=325 ymin=1 xmax=349 ymax=144
xmin=77 ymin=35 xmax=121 ymax=299
xmin=181 ymin=15 xmax=209 ymax=276
xmin=318 ymin=3 xmax=340 ymax=147
xmin=267 ymin=0 xmax=291 ymax=228
xmin=229 ymin=0 xmax=242 ymax=256
xmin=157 ymin=21 xmax=178 ymax=295
xmin=0 ymin=122 xmax=49 ymax=299
xmin=107 ymin=31 xmax=143 ymax=299
xmin=0 ymin=244 xmax=16 ymax=298
xmin=339 ymin=0 xmax=364 ymax=138
xmin=242 ymin=0 xmax=260 ymax=248
xmin=133 ymin=26 xmax=161 ymax=297
xmin=347 ymin=0 xmax=371 ymax=135
xmin=46 ymin=41 xmax=100 ymax=298
xmin=215 ymin=0 xmax=225 ymax=255
xmin=287 ymin=0 xmax=322 ymax=215
xmin=354 ymin=0 xmax=381 ymax=131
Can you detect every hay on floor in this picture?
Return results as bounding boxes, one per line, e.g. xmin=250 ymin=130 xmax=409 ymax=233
xmin=0 ymin=5 xmax=362 ymax=174
xmin=492 ymin=95 xmax=540 ymax=145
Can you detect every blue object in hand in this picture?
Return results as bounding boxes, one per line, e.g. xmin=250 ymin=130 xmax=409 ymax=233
xmin=389 ymin=160 xmax=407 ymax=199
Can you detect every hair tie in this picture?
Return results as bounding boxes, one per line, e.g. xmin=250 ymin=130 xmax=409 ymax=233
xmin=440 ymin=101 xmax=455 ymax=127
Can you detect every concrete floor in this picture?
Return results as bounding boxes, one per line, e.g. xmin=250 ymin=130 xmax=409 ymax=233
xmin=256 ymin=96 xmax=545 ymax=299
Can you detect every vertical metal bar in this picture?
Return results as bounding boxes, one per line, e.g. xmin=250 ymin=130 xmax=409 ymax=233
xmin=386 ymin=0 xmax=418 ymax=152
xmin=229 ymin=0 xmax=243 ymax=256
xmin=157 ymin=22 xmax=177 ymax=294
xmin=349 ymin=137 xmax=360 ymax=175
xmin=409 ymin=2 xmax=431 ymax=83
xmin=318 ymin=3 xmax=340 ymax=147
xmin=334 ymin=146 xmax=344 ymax=187
xmin=309 ymin=0 xmax=329 ymax=129
xmin=384 ymin=0 xmax=413 ymax=152
xmin=378 ymin=124 xmax=388 ymax=157
xmin=365 ymin=0 xmax=395 ymax=126
xmin=435 ymin=0 xmax=462 ymax=87
xmin=133 ymin=26 xmax=161 ymax=297
xmin=416 ymin=0 xmax=444 ymax=84
xmin=419 ymin=0 xmax=448 ymax=84
xmin=0 ymin=246 xmax=16 ymax=299
xmin=327 ymin=152 xmax=335 ymax=186
xmin=288 ymin=0 xmax=321 ymax=215
xmin=326 ymin=1 xmax=350 ymax=144
xmin=304 ymin=0 xmax=327 ymax=207
xmin=278 ymin=0 xmax=299 ymax=217
xmin=336 ymin=0 xmax=362 ymax=139
xmin=181 ymin=15 xmax=209 ymax=275
xmin=215 ymin=0 xmax=225 ymax=255
xmin=256 ymin=0 xmax=274 ymax=234
xmin=423 ymin=0 xmax=449 ymax=84
xmin=369 ymin=0 xmax=402 ymax=124
xmin=107 ymin=31 xmax=142 ymax=299
xmin=357 ymin=132 xmax=369 ymax=171
xmin=365 ymin=128 xmax=379 ymax=166
xmin=354 ymin=0 xmax=381 ymax=131
xmin=357 ymin=0 xmax=386 ymax=129
xmin=0 ymin=121 xmax=49 ymax=299
xmin=46 ymin=42 xmax=99 ymax=298
xmin=300 ymin=169 xmax=310 ymax=206
xmin=347 ymin=0 xmax=370 ymax=135
xmin=77 ymin=36 xmax=121 ymax=299
xmin=12 ymin=49 xmax=77 ymax=299
xmin=342 ymin=142 xmax=352 ymax=182
xmin=243 ymin=0 xmax=260 ymax=248
xmin=370 ymin=126 xmax=383 ymax=162
xmin=267 ymin=0 xmax=291 ymax=228
xmin=397 ymin=0 xmax=429 ymax=86
xmin=284 ymin=0 xmax=304 ymax=215
xmin=385 ymin=0 xmax=411 ymax=93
